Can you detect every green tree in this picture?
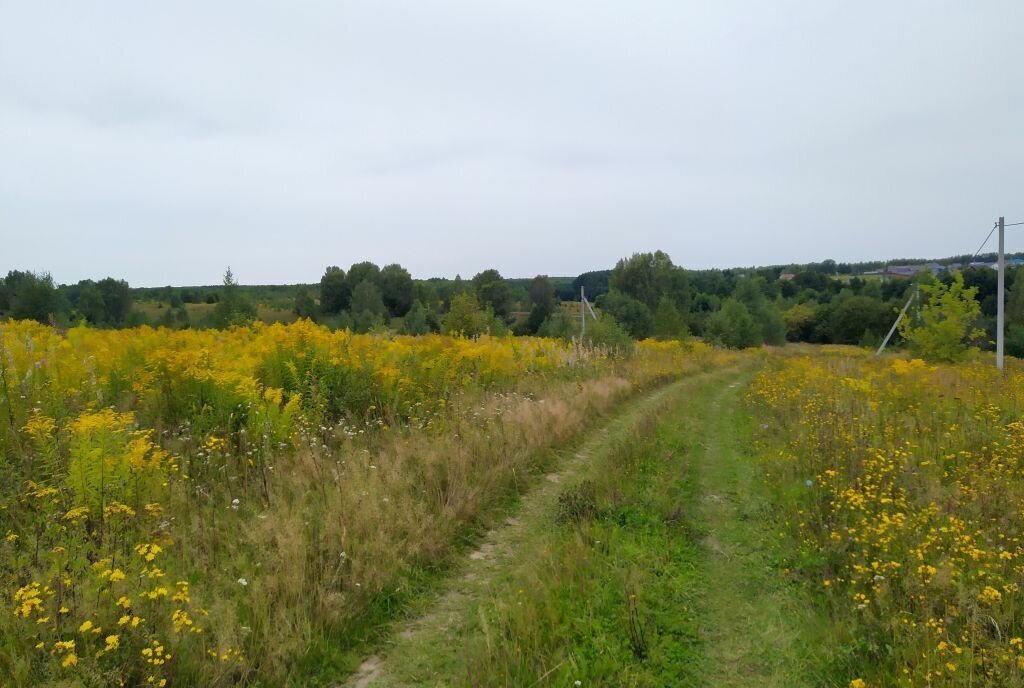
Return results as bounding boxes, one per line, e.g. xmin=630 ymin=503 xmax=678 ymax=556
xmin=211 ymin=267 xmax=257 ymax=328
xmin=69 ymin=277 xmax=131 ymax=326
xmin=652 ymin=296 xmax=685 ymax=339
xmin=1007 ymin=272 xmax=1024 ymax=358
xmin=379 ymin=264 xmax=414 ymax=317
xmin=2 ymin=271 xmax=30 ymax=314
xmin=732 ymin=277 xmax=786 ymax=345
xmin=525 ymin=275 xmax=556 ymax=334
xmin=898 ymin=273 xmax=982 ymax=362
xmin=175 ymin=305 xmax=191 ymax=329
xmin=609 ymin=251 xmax=691 ymax=317
xmin=704 ymin=299 xmax=762 ymax=349
xmin=402 ymin=300 xmax=431 ymax=335
xmin=1008 ymin=270 xmax=1024 ymax=325
xmin=319 ymin=266 xmax=350 ymax=314
xmin=571 ymin=270 xmax=611 ymax=301
xmin=443 ymin=292 xmax=491 ymax=336
xmin=346 ymin=262 xmax=381 ymax=294
xmin=598 ymin=290 xmax=653 ymax=339
xmin=1007 ymin=324 xmax=1024 ymax=358
xmin=350 ymin=280 xmax=388 ymax=332
xmin=525 ymin=305 xmax=550 ymax=335
xmin=830 ymin=295 xmax=893 ymax=345
xmin=97 ymin=278 xmax=132 ymax=325
xmin=76 ymin=283 xmax=106 ymax=324
xmin=528 ymin=275 xmax=556 ymax=311
xmin=783 ymin=303 xmax=817 ymax=342
xmin=472 ymin=269 xmax=511 ymax=319
xmin=10 ymin=272 xmax=65 ymax=324
xmin=293 ymin=288 xmax=318 ymax=321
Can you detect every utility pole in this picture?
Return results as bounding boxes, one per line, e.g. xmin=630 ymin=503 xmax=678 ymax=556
xmin=876 ymin=285 xmax=918 ymax=357
xmin=580 ymin=286 xmax=586 ymax=341
xmin=997 ymin=216 xmax=1005 ymax=371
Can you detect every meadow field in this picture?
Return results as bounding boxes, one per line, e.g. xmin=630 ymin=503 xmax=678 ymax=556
xmin=749 ymin=350 xmax=1024 ymax=686
xmin=0 ymin=319 xmax=726 ymax=686
xmin=3 ymin=0 xmax=1018 ymax=683
xmin=3 ymin=317 xmax=1024 ymax=687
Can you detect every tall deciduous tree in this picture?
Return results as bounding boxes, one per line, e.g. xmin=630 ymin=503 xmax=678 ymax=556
xmin=379 ymin=264 xmax=414 ymax=317
xmin=472 ymin=269 xmax=511 ymax=319
xmin=350 ymin=281 xmax=387 ymax=318
xmin=609 ymin=250 xmax=691 ymax=319
xmin=319 ymin=266 xmax=350 ymax=314
xmin=525 ymin=275 xmax=556 ymax=334
xmin=76 ymin=283 xmax=106 ymax=324
xmin=9 ymin=271 xmax=65 ymax=324
xmin=96 ymin=278 xmax=132 ymax=325
xmin=571 ymin=270 xmax=611 ymax=301
xmin=346 ymin=262 xmax=381 ymax=294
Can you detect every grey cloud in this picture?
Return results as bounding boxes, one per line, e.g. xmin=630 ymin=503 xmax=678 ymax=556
xmin=1 ymin=1 xmax=1022 ymax=286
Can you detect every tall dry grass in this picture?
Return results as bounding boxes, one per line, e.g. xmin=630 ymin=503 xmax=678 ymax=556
xmin=199 ymin=376 xmax=639 ymax=681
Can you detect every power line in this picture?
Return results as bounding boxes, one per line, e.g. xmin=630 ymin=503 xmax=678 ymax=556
xmin=1005 ymin=220 xmax=1024 ymax=227
xmin=972 ymin=222 xmax=998 ymax=259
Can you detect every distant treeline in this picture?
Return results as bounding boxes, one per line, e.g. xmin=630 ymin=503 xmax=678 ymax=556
xmin=3 ymin=251 xmax=1024 ymax=355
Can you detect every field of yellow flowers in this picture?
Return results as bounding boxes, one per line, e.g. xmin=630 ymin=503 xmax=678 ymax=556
xmin=749 ymin=349 xmax=1024 ymax=687
xmin=0 ymin=319 xmax=721 ymax=686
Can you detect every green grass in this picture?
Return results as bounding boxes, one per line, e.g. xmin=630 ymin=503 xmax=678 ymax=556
xmin=455 ymin=393 xmax=709 ymax=686
xmin=355 ymin=367 xmax=838 ymax=686
xmin=692 ymin=375 xmax=834 ymax=686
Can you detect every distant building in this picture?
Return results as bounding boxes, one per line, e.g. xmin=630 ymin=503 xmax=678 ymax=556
xmin=886 ymin=265 xmax=929 ymax=279
xmin=779 ymin=272 xmax=796 ymax=281
xmin=858 ymin=258 xmax=1018 ymax=279
xmin=883 ymin=263 xmax=949 ymax=279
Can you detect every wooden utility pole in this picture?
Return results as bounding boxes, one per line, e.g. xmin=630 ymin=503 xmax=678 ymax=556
xmin=997 ymin=216 xmax=1005 ymax=371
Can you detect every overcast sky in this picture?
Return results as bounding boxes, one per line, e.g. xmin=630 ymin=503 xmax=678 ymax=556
xmin=2 ymin=1 xmax=1023 ymax=286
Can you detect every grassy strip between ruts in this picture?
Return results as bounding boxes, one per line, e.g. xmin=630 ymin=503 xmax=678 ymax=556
xmin=455 ymin=375 xmax=714 ymax=686
xmin=364 ymin=364 xmax=837 ymax=686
